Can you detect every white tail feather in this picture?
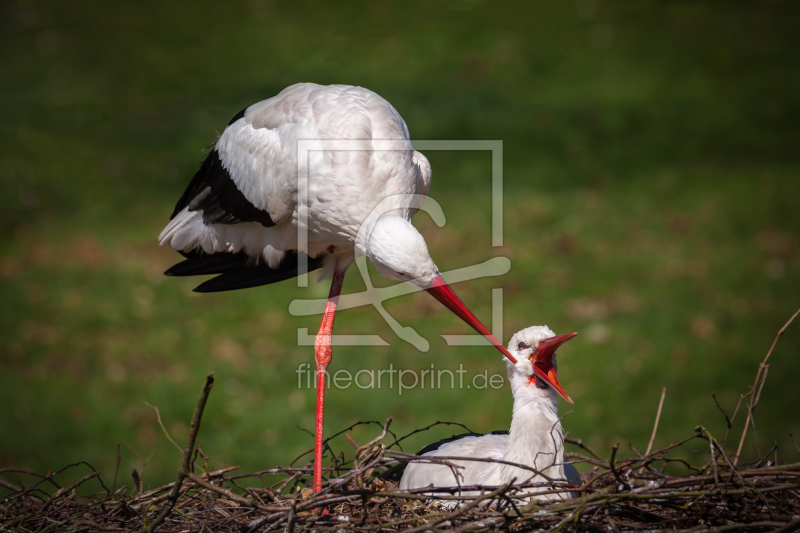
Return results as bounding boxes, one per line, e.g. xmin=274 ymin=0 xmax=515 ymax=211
xmin=158 ymin=207 xmax=196 ymax=246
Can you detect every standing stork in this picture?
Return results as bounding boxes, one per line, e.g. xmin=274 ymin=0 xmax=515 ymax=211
xmin=158 ymin=83 xmax=573 ymax=490
xmin=400 ymin=326 xmax=580 ymax=502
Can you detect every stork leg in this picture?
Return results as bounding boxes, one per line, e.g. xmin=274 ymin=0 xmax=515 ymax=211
xmin=312 ymin=263 xmax=347 ymax=492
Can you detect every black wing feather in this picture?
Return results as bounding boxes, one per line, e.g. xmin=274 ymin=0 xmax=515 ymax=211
xmin=164 ymin=250 xmax=326 ymax=293
xmin=165 ymin=250 xmax=252 ymax=277
xmin=165 ymin=104 xmax=316 ymax=293
xmin=171 ymin=106 xmax=274 ymax=227
xmin=226 ymin=105 xmax=248 ymax=126
xmin=171 ymin=148 xmax=275 ymax=227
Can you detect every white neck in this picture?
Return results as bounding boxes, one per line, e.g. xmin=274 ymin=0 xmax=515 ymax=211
xmin=501 ymin=361 xmax=565 ymax=483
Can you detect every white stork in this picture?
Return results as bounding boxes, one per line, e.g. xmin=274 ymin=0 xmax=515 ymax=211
xmin=158 ymin=83 xmax=573 ymax=490
xmin=400 ymin=326 xmax=580 ymax=503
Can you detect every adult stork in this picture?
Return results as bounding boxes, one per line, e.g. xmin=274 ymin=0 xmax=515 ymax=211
xmin=400 ymin=326 xmax=580 ymax=503
xmin=158 ymin=83 xmax=573 ymax=490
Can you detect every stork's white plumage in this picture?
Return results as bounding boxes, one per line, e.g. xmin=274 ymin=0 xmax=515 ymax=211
xmin=159 ymin=83 xmax=433 ymax=274
xmin=158 ymin=83 xmax=573 ymax=490
xmin=400 ymin=326 xmax=580 ymax=503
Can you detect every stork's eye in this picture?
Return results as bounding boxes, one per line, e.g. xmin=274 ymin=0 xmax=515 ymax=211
xmin=518 ymin=342 xmax=530 ymax=350
xmin=539 ymin=339 xmax=548 ymax=346
xmin=396 ymin=272 xmax=407 ymax=277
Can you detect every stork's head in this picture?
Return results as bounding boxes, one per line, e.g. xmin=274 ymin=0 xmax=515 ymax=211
xmin=507 ymin=326 xmax=576 ymax=402
xmin=363 ymin=215 xmax=438 ymax=286
xmin=362 ymin=215 xmax=532 ymax=371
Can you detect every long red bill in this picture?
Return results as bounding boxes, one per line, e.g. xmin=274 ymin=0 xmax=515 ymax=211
xmin=425 ymin=274 xmax=575 ymax=404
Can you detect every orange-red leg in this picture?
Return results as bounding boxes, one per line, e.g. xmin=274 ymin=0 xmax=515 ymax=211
xmin=313 ymin=265 xmax=346 ymax=492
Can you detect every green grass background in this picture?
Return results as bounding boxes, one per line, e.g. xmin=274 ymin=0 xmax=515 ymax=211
xmin=1 ymin=0 xmax=799 ymax=489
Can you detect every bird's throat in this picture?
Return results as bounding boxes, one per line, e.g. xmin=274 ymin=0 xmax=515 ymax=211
xmin=530 ymin=375 xmax=550 ymax=389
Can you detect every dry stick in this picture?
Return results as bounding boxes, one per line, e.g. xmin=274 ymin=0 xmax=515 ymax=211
xmin=132 ymin=468 xmax=144 ymax=495
xmin=285 ymin=500 xmax=296 ymax=533
xmin=722 ymin=393 xmax=750 ymax=447
xmin=145 ymin=402 xmax=183 ymax=454
xmin=387 ymin=420 xmax=475 ymax=450
xmin=749 ymin=364 xmax=771 ymax=458
xmin=564 ymin=437 xmax=606 ymax=464
xmin=548 ymin=411 xmax=574 ymax=473
xmin=753 ymin=441 xmax=779 ymax=469
xmin=639 ymin=387 xmax=667 ymax=475
xmin=708 ymin=430 xmax=720 ymax=488
xmin=608 ymin=444 xmax=630 ymax=490
xmin=734 ymin=307 xmax=800 ymax=465
xmin=121 ymin=441 xmax=153 ymax=481
xmin=774 ymin=517 xmax=800 ymax=533
xmin=645 ymin=388 xmax=667 ymax=457
xmin=138 ymin=372 xmax=215 ymax=533
xmin=112 ymin=441 xmax=121 ymax=496
xmin=790 ymin=434 xmax=800 ymax=454
xmin=711 ymin=392 xmax=733 ymax=446
xmin=0 ymin=479 xmax=22 ymax=492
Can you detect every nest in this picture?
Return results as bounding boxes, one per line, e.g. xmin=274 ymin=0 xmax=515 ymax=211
xmin=3 ymin=311 xmax=799 ymax=532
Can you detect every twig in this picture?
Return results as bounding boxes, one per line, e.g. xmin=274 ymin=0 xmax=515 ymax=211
xmin=285 ymin=500 xmax=296 ymax=533
xmin=132 ymin=468 xmax=144 ymax=495
xmin=791 ymin=434 xmax=800 ymax=454
xmin=711 ymin=392 xmax=731 ymax=435
xmin=112 ymin=441 xmax=121 ymax=496
xmin=639 ymin=388 xmax=667 ymax=475
xmin=724 ymin=393 xmax=750 ymax=446
xmin=734 ymin=307 xmax=800 ymax=465
xmin=0 ymin=479 xmax=22 ymax=492
xmin=386 ymin=420 xmax=475 ymax=450
xmin=773 ymin=517 xmax=800 ymax=533
xmin=608 ymin=444 xmax=631 ymax=491
xmin=120 ymin=441 xmax=152 ymax=479
xmin=137 ymin=372 xmax=214 ymax=533
xmin=708 ymin=428 xmax=720 ymax=487
xmin=548 ymin=411 xmax=573 ymax=472
xmin=145 ymin=402 xmax=183 ymax=454
xmin=645 ymin=388 xmax=667 ymax=457
xmin=564 ymin=437 xmax=606 ymax=463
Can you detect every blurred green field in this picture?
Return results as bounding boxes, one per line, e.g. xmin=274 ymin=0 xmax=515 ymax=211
xmin=1 ymin=0 xmax=799 ymax=489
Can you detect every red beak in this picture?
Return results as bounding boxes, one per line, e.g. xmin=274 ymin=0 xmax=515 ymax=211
xmin=425 ymin=274 xmax=575 ymax=404
xmin=529 ymin=332 xmax=577 ymax=404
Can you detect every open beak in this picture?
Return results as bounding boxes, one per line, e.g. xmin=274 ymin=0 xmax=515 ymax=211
xmin=425 ymin=274 xmax=576 ymax=404
xmin=530 ymin=332 xmax=577 ymax=404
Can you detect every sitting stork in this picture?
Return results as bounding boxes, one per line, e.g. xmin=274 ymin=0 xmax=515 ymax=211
xmin=400 ymin=326 xmax=580 ymax=502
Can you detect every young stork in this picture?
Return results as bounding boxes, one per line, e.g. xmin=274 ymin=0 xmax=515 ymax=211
xmin=400 ymin=326 xmax=580 ymax=502
xmin=158 ymin=83 xmax=573 ymax=490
